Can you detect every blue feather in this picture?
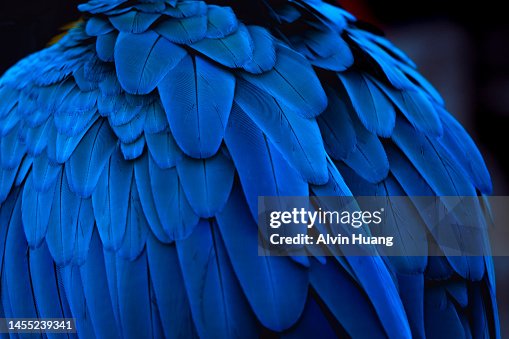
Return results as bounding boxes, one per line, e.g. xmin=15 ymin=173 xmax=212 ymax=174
xmin=189 ymin=24 xmax=253 ymax=68
xmin=281 ymin=296 xmax=337 ymax=339
xmin=92 ymin=148 xmax=133 ymax=250
xmin=342 ymin=112 xmax=389 ymax=183
xmin=216 ymin=185 xmax=309 ymax=331
xmin=338 ymin=72 xmax=395 ymax=137
xmin=225 ymin=103 xmax=308 ymax=218
xmin=437 ymin=109 xmax=492 ymax=194
xmin=21 ymin=173 xmax=56 ymax=248
xmin=86 ymin=16 xmax=115 ymax=36
xmin=61 ymin=265 xmax=96 ymax=338
xmin=145 ymin=130 xmax=182 ymax=168
xmin=118 ymin=179 xmax=149 ymax=260
xmin=114 ymin=31 xmax=187 ymax=95
xmin=29 ymin=242 xmax=66 ymax=333
xmin=80 ymin=230 xmax=121 ymax=339
xmin=304 ymin=30 xmax=353 ymax=71
xmin=205 ymin=5 xmax=238 ymax=39
xmin=235 ymin=80 xmax=328 ymax=184
xmin=109 ymin=11 xmax=161 ymax=33
xmin=111 ymin=111 xmax=146 ymax=143
xmin=146 ymin=235 xmax=198 ymax=338
xmin=74 ymin=66 xmax=98 ymax=92
xmin=147 ymin=155 xmax=199 ymax=240
xmin=133 ymin=151 xmax=172 ymax=243
xmin=25 ymin=117 xmax=53 ymax=156
xmin=241 ymin=43 xmax=327 ymax=118
xmin=155 ymin=15 xmax=207 ymax=44
xmin=317 ymin=86 xmax=356 ymax=160
xmin=96 ymin=31 xmax=118 ymax=62
xmin=424 ymin=287 xmax=465 ymax=338
xmin=311 ymin=156 xmax=352 ymax=197
xmin=392 ymin=117 xmax=475 ymax=196
xmin=176 ymin=150 xmax=234 ymax=218
xmin=176 ymin=219 xmax=259 ymax=338
xmin=1 ymin=123 xmax=27 ymax=169
xmin=163 ymin=1 xmax=206 ymax=18
xmin=0 ymin=166 xmax=19 ymax=203
xmin=120 ymin=135 xmax=146 ymax=160
xmin=376 ymin=80 xmax=443 ymax=137
xmin=32 ymin=153 xmax=61 ymax=192
xmin=3 ymin=193 xmax=39 ymax=319
xmin=116 ymin=252 xmax=154 ymax=339
xmin=158 ymin=54 xmax=235 ymax=158
xmin=66 ymin=119 xmax=117 ymax=197
xmin=53 ymin=117 xmax=99 ymax=163
xmin=14 ymin=154 xmax=32 ymax=186
xmin=310 ymin=259 xmax=386 ymax=338
xmin=242 ymin=26 xmax=276 ymax=74
xmin=143 ymin=100 xmax=168 ymax=134
xmin=46 ymin=171 xmax=95 ymax=265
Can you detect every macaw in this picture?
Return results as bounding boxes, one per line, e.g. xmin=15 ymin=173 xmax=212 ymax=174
xmin=0 ymin=0 xmax=499 ymax=338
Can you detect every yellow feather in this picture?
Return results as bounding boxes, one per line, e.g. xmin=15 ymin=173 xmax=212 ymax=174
xmin=48 ymin=18 xmax=84 ymax=46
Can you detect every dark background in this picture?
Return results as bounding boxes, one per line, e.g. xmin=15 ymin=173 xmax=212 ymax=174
xmin=1 ymin=0 xmax=508 ymax=335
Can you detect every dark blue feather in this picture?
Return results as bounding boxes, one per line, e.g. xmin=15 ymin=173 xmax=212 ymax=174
xmin=310 ymin=259 xmax=386 ymax=338
xmin=46 ymin=171 xmax=95 ymax=265
xmin=242 ymin=26 xmax=276 ymax=74
xmin=216 ymin=185 xmax=309 ymax=331
xmin=22 ymin=173 xmax=56 ymax=247
xmin=338 ymin=72 xmax=395 ymax=137
xmin=235 ymin=80 xmax=328 ymax=184
xmin=114 ymin=31 xmax=187 ymax=94
xmin=133 ymin=151 xmax=171 ymax=243
xmin=86 ymin=16 xmax=115 ymax=36
xmin=317 ymin=86 xmax=356 ymax=160
xmin=176 ymin=150 xmax=234 ymax=218
xmin=148 ymin=155 xmax=199 ymax=240
xmin=3 ymin=193 xmax=39 ymax=319
xmin=189 ymin=24 xmax=253 ymax=68
xmin=225 ymin=103 xmax=308 ymax=218
xmin=146 ymin=235 xmax=198 ymax=338
xmin=176 ymin=220 xmax=259 ymax=338
xmin=32 ymin=153 xmax=61 ymax=192
xmin=143 ymin=100 xmax=168 ymax=134
xmin=80 ymin=229 xmax=121 ymax=339
xmin=158 ymin=54 xmax=235 ymax=158
xmin=109 ymin=11 xmax=160 ymax=33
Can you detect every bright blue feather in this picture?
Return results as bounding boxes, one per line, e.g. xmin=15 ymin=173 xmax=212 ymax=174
xmin=158 ymin=54 xmax=235 ymax=158
xmin=242 ymin=26 xmax=276 ymax=74
xmin=114 ymin=31 xmax=187 ymax=95
xmin=86 ymin=16 xmax=115 ymax=36
xmin=206 ymin=5 xmax=238 ymax=39
xmin=120 ymin=135 xmax=146 ymax=160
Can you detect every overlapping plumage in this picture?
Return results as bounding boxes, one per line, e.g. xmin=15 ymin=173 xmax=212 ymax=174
xmin=0 ymin=0 xmax=499 ymax=337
